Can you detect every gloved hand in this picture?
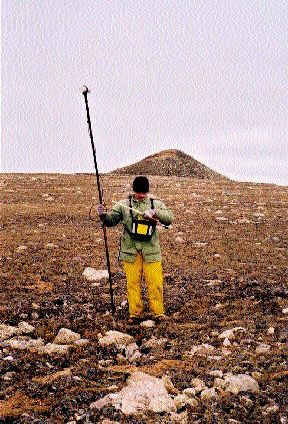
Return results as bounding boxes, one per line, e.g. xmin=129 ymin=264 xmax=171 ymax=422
xmin=97 ymin=204 xmax=107 ymax=218
xmin=143 ymin=208 xmax=157 ymax=220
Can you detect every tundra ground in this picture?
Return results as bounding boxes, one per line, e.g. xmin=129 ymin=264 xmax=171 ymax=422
xmin=0 ymin=174 xmax=287 ymax=423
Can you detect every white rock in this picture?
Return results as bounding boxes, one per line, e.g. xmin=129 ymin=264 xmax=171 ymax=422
xmin=142 ymin=336 xmax=168 ymax=350
xmin=3 ymin=355 xmax=14 ymax=361
xmin=237 ymin=218 xmax=251 ymax=224
xmin=4 ymin=337 xmax=44 ymax=351
xmin=90 ymin=371 xmax=176 ymax=415
xmin=215 ymin=217 xmax=228 ymax=222
xmin=83 ymin=267 xmax=109 ymax=281
xmin=18 ymin=322 xmax=35 ymax=334
xmin=219 ymin=327 xmax=246 ymax=340
xmin=125 ymin=343 xmax=139 ymax=360
xmin=191 ymin=378 xmax=207 ymax=394
xmin=45 ymin=243 xmax=58 ymax=248
xmin=187 ymin=343 xmax=215 ymax=357
xmin=224 ymin=374 xmax=259 ymax=394
xmin=182 ymin=387 xmax=196 ymax=398
xmin=74 ymin=338 xmax=89 ymax=347
xmin=40 ymin=343 xmax=70 ymax=355
xmin=98 ymin=331 xmax=134 ymax=348
xmin=201 ymin=388 xmax=218 ymax=400
xmin=256 ymin=343 xmax=271 ymax=354
xmin=194 ymin=242 xmax=208 ymax=247
xmin=208 ymin=370 xmax=223 ymax=378
xmin=54 ymin=328 xmax=81 ymax=345
xmin=173 ymin=394 xmax=190 ymax=409
xmin=213 ymin=378 xmax=226 ymax=388
xmin=140 ymin=320 xmax=155 ymax=328
xmin=267 ymin=327 xmax=275 ymax=335
xmin=0 ymin=324 xmax=20 ymax=341
xmin=17 ymin=245 xmax=27 ymax=251
xmin=282 ymin=307 xmax=288 ymax=314
xmin=175 ymin=236 xmax=184 ymax=243
xmin=208 ymin=355 xmax=222 ymax=361
xmin=2 ymin=371 xmax=16 ymax=381
xmin=223 ymin=338 xmax=231 ymax=347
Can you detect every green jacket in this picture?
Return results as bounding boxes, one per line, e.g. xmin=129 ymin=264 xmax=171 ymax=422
xmin=103 ymin=195 xmax=174 ymax=262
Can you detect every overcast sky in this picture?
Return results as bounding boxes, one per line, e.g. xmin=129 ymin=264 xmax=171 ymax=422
xmin=2 ymin=0 xmax=287 ymax=184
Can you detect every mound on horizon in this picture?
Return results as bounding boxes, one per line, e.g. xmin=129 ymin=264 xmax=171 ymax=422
xmin=111 ymin=149 xmax=228 ymax=179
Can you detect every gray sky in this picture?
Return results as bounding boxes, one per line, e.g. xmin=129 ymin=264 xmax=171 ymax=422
xmin=2 ymin=0 xmax=287 ymax=184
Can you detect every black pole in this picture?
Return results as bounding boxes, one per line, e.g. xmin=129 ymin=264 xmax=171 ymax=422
xmin=81 ymin=86 xmax=116 ymax=315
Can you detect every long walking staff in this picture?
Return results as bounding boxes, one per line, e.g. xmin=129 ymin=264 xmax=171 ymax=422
xmin=81 ymin=86 xmax=116 ymax=315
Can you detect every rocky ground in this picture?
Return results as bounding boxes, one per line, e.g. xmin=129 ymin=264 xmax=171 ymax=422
xmin=0 ymin=173 xmax=287 ymax=423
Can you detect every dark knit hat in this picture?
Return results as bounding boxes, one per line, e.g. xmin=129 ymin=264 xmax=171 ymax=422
xmin=132 ymin=176 xmax=149 ymax=193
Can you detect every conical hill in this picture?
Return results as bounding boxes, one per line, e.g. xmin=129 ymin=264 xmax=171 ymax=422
xmin=111 ymin=149 xmax=227 ymax=179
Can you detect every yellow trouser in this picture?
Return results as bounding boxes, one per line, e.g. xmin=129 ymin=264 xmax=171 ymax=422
xmin=123 ymin=252 xmax=164 ymax=318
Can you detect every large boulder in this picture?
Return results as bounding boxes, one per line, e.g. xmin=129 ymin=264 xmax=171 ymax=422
xmin=90 ymin=371 xmax=176 ymax=415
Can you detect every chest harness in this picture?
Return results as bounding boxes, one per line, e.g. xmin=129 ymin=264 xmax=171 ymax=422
xmin=125 ymin=195 xmax=156 ymax=241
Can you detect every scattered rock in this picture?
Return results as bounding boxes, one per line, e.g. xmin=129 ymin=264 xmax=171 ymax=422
xmin=224 ymin=374 xmax=259 ymax=394
xmin=98 ymin=331 xmax=134 ymax=348
xmin=0 ymin=324 xmax=20 ymax=341
xmin=208 ymin=370 xmax=223 ymax=378
xmin=219 ymin=327 xmax=246 ymax=340
xmin=54 ymin=328 xmax=81 ymax=345
xmin=183 ymin=387 xmax=196 ymax=397
xmin=17 ymin=246 xmax=27 ymax=251
xmin=90 ymin=371 xmax=176 ymax=415
xmin=74 ymin=338 xmax=89 ymax=347
xmin=125 ymin=342 xmax=140 ymax=361
xmin=282 ymin=307 xmax=288 ymax=314
xmin=213 ymin=378 xmax=226 ymax=388
xmin=194 ymin=242 xmax=208 ymax=247
xmin=267 ymin=327 xmax=275 ymax=335
xmin=18 ymin=321 xmax=35 ymax=334
xmin=83 ymin=267 xmax=109 ymax=281
xmin=201 ymin=388 xmax=218 ymax=400
xmin=223 ymin=338 xmax=231 ymax=347
xmin=190 ymin=378 xmax=207 ymax=394
xmin=173 ymin=394 xmax=190 ymax=409
xmin=4 ymin=336 xmax=44 ymax=351
xmin=2 ymin=371 xmax=16 ymax=381
xmin=140 ymin=320 xmax=155 ymax=328
xmin=142 ymin=336 xmax=168 ymax=350
xmin=40 ymin=343 xmax=70 ymax=355
xmin=3 ymin=355 xmax=14 ymax=361
xmin=256 ymin=343 xmax=271 ymax=354
xmin=186 ymin=343 xmax=216 ymax=357
xmin=215 ymin=217 xmax=229 ymax=222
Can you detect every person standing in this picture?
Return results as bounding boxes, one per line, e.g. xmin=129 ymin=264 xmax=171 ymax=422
xmin=97 ymin=176 xmax=173 ymax=324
